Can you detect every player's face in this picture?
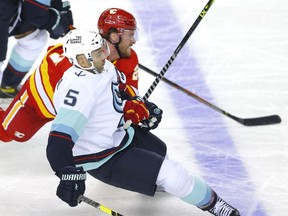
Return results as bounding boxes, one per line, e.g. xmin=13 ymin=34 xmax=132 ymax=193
xmin=91 ymin=42 xmax=110 ymax=72
xmin=118 ymin=29 xmax=137 ymax=57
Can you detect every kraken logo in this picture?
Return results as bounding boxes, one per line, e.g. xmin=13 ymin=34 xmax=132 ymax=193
xmin=111 ymin=82 xmax=123 ymax=113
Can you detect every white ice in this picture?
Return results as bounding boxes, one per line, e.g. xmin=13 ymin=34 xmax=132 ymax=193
xmin=0 ymin=0 xmax=288 ymax=215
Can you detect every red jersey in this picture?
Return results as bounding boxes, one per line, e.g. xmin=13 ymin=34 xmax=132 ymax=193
xmin=28 ymin=44 xmax=72 ymax=118
xmin=113 ymin=48 xmax=139 ymax=89
xmin=1 ymin=44 xmax=72 ymax=142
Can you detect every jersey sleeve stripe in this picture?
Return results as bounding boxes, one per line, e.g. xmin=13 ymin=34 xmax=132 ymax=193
xmin=28 ymin=45 xmax=64 ymax=118
xmin=2 ymin=90 xmax=29 ymax=130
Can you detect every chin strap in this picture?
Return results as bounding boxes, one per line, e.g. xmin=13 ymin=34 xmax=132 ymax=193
xmin=107 ymin=34 xmax=123 ymax=58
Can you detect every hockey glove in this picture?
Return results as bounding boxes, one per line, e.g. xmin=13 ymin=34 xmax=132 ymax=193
xmin=56 ymin=166 xmax=86 ymax=207
xmin=51 ymin=0 xmax=71 ymax=11
xmin=47 ymin=4 xmax=73 ymax=39
xmin=58 ymin=1 xmax=73 ymax=26
xmin=141 ymin=101 xmax=163 ymax=130
xmin=123 ymin=97 xmax=149 ymax=125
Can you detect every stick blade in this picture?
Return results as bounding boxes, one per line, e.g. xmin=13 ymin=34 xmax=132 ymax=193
xmin=234 ymin=115 xmax=281 ymax=126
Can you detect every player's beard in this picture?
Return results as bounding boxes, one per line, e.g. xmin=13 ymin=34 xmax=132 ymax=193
xmin=119 ymin=44 xmax=132 ymax=58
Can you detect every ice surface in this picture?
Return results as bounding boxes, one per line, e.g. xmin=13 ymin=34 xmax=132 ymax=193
xmin=1 ymin=0 xmax=287 ymax=215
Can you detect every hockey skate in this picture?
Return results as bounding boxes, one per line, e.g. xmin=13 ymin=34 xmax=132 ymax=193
xmin=0 ymin=86 xmax=18 ymax=98
xmin=208 ymin=196 xmax=240 ymax=216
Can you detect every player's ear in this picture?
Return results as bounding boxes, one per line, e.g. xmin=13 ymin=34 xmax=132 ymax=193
xmin=109 ymin=32 xmax=120 ymax=44
xmin=76 ymin=54 xmax=89 ymax=67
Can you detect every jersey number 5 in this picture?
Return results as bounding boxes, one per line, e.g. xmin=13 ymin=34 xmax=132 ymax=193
xmin=64 ymin=89 xmax=79 ymax=106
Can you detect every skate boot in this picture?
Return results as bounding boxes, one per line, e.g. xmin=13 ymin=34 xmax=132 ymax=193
xmin=0 ymin=85 xmax=19 ymax=98
xmin=208 ymin=196 xmax=240 ymax=216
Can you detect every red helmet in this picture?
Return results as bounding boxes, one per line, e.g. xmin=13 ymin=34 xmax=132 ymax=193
xmin=98 ymin=8 xmax=137 ymax=38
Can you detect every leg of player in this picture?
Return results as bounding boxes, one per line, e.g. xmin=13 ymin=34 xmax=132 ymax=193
xmin=157 ymin=159 xmax=240 ymax=216
xmin=0 ymin=29 xmax=48 ymax=98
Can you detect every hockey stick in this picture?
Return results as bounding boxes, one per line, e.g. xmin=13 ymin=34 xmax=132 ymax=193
xmin=143 ymin=0 xmax=215 ymax=100
xmin=124 ymin=0 xmax=215 ymax=128
xmin=78 ymin=195 xmax=124 ymax=216
xmin=139 ymin=63 xmax=281 ymax=126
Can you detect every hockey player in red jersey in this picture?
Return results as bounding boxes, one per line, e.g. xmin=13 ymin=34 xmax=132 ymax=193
xmin=0 ymin=8 xmax=141 ymax=142
xmin=98 ymin=8 xmax=139 ymax=89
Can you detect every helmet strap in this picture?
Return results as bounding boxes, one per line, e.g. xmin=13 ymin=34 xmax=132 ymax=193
xmin=114 ymin=39 xmax=123 ymax=58
xmin=107 ymin=31 xmax=124 ymax=58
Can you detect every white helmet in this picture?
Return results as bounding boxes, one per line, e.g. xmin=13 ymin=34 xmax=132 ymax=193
xmin=63 ymin=29 xmax=110 ymax=70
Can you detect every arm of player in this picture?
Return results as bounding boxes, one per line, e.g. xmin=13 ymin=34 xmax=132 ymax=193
xmin=0 ymin=0 xmax=17 ymax=62
xmin=118 ymin=82 xmax=138 ymax=100
xmin=23 ymin=0 xmax=73 ymax=39
xmin=47 ymin=131 xmax=86 ymax=207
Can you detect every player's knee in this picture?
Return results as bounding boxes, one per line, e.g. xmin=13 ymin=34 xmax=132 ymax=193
xmin=156 ymin=159 xmax=193 ymax=197
xmin=17 ymin=29 xmax=48 ymax=52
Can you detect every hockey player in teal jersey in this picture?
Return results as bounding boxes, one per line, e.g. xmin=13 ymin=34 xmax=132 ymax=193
xmin=46 ymin=28 xmax=240 ymax=216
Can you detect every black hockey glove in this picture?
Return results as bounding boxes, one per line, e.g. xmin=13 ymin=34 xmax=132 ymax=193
xmin=141 ymin=101 xmax=163 ymax=130
xmin=51 ymin=0 xmax=70 ymax=11
xmin=58 ymin=1 xmax=73 ymax=25
xmin=47 ymin=2 xmax=73 ymax=39
xmin=56 ymin=166 xmax=86 ymax=207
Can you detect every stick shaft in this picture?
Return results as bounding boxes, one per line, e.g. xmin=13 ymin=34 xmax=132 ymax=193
xmin=78 ymin=195 xmax=124 ymax=216
xmin=143 ymin=0 xmax=215 ymax=100
xmin=124 ymin=0 xmax=215 ymax=129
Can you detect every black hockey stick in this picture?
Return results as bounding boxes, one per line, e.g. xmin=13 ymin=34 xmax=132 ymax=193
xmin=143 ymin=0 xmax=215 ymax=101
xmin=78 ymin=195 xmax=124 ymax=216
xmin=139 ymin=63 xmax=281 ymax=126
xmin=124 ymin=0 xmax=215 ymax=128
